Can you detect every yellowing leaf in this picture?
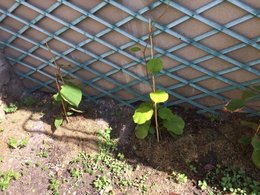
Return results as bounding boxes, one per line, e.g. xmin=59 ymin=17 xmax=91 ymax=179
xmin=150 ymin=90 xmax=169 ymax=103
xmin=133 ymin=102 xmax=153 ymax=124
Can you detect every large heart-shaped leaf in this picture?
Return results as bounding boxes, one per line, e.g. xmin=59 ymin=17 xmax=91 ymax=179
xmin=133 ymin=102 xmax=153 ymax=124
xmin=158 ymin=107 xmax=174 ymax=120
xmin=60 ymin=84 xmax=82 ymax=107
xmin=135 ymin=122 xmax=150 ymax=139
xmin=251 ymin=135 xmax=260 ymax=150
xmin=150 ymin=90 xmax=169 ymax=103
xmin=147 ymin=58 xmax=163 ymax=74
xmin=225 ymin=99 xmax=245 ymax=112
xmin=163 ymin=115 xmax=185 ymax=135
xmin=252 ymin=149 xmax=260 ymax=169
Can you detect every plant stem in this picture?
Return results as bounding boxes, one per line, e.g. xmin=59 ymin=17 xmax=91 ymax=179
xmin=149 ymin=20 xmax=160 ymax=142
xmin=45 ymin=43 xmax=68 ymax=123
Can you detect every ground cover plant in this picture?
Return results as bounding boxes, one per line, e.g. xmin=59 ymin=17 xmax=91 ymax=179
xmin=225 ymin=85 xmax=260 ymax=168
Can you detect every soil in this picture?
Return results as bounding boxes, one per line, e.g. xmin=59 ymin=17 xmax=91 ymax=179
xmin=0 ymin=92 xmax=259 ymax=195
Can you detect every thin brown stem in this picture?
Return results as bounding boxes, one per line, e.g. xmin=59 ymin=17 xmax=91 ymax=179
xmin=149 ymin=20 xmax=160 ymax=142
xmin=45 ymin=43 xmax=68 ymax=123
xmin=255 ymin=121 xmax=260 ymax=135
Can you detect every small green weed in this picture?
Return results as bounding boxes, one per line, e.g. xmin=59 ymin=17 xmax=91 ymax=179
xmin=132 ymin=174 xmax=148 ymax=194
xmin=202 ymin=165 xmax=259 ymax=194
xmin=69 ymin=168 xmax=82 ymax=179
xmin=19 ymin=138 xmax=29 ymax=147
xmin=8 ymin=138 xmax=18 ymax=149
xmin=0 ymin=170 xmax=21 ymax=191
xmin=49 ymin=177 xmax=60 ymax=195
xmin=93 ymin=175 xmax=110 ymax=192
xmin=37 ymin=150 xmax=49 ymax=158
xmin=185 ymin=160 xmax=197 ymax=173
xmin=198 ymin=179 xmax=208 ymax=190
xmin=8 ymin=137 xmax=29 ymax=149
xmin=171 ymin=171 xmax=188 ymax=184
xmin=69 ymin=128 xmax=150 ymax=194
xmin=4 ymin=103 xmax=18 ymax=113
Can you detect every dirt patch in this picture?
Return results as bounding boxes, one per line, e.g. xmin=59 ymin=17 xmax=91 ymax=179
xmin=0 ymin=93 xmax=259 ymax=194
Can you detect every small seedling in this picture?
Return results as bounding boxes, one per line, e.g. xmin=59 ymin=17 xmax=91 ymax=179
xmin=4 ymin=103 xmax=18 ymax=113
xmin=117 ymin=153 xmax=124 ymax=161
xmin=69 ymin=168 xmax=82 ymax=179
xmin=93 ymin=175 xmax=110 ymax=192
xmin=37 ymin=150 xmax=49 ymax=158
xmin=185 ymin=160 xmax=197 ymax=173
xmin=19 ymin=138 xmax=29 ymax=148
xmin=198 ymin=180 xmax=208 ymax=190
xmin=49 ymin=176 xmax=60 ymax=195
xmin=8 ymin=137 xmax=29 ymax=149
xmin=0 ymin=170 xmax=21 ymax=191
xmin=203 ymin=166 xmax=260 ymax=194
xmin=8 ymin=138 xmax=18 ymax=149
xmin=171 ymin=171 xmax=188 ymax=184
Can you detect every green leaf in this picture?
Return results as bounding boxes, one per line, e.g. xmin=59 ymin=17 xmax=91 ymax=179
xmin=149 ymin=126 xmax=155 ymax=135
xmin=252 ymin=149 xmax=260 ymax=169
xmin=135 ymin=123 xmax=150 ymax=139
xmin=150 ymin=90 xmax=169 ymax=103
xmin=158 ymin=107 xmax=174 ymax=120
xmin=54 ymin=117 xmax=63 ymax=129
xmin=241 ymin=90 xmax=257 ymax=100
xmin=251 ymin=135 xmax=260 ymax=150
xmin=225 ymin=99 xmax=245 ymax=112
xmin=67 ymin=111 xmax=73 ymax=116
xmin=8 ymin=138 xmax=18 ymax=149
xmin=130 ymin=47 xmax=141 ymax=52
xmin=53 ymin=93 xmax=62 ymax=102
xmin=163 ymin=115 xmax=185 ymax=135
xmin=60 ymin=84 xmax=82 ymax=107
xmin=147 ymin=58 xmax=163 ymax=74
xmin=133 ymin=102 xmax=153 ymax=124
